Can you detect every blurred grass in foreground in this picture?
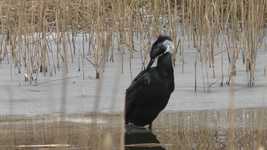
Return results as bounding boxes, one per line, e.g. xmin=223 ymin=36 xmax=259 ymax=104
xmin=0 ymin=113 xmax=123 ymax=150
xmin=2 ymin=108 xmax=265 ymax=150
xmin=153 ymin=108 xmax=267 ymax=150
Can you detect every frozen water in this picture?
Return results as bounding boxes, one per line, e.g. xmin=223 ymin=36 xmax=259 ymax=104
xmin=0 ymin=35 xmax=267 ymax=116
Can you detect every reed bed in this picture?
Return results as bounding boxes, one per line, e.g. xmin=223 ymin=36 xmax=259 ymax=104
xmin=181 ymin=0 xmax=267 ymax=88
xmin=154 ymin=107 xmax=267 ymax=150
xmin=0 ymin=0 xmax=266 ymax=84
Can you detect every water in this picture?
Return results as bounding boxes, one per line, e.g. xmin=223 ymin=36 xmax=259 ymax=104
xmin=125 ymin=108 xmax=267 ymax=150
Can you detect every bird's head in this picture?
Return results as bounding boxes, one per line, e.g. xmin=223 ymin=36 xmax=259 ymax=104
xmin=145 ymin=35 xmax=174 ymax=70
xmin=150 ymin=35 xmax=174 ymax=59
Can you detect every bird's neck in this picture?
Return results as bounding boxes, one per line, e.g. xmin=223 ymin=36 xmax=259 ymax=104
xmin=157 ymin=53 xmax=174 ymax=78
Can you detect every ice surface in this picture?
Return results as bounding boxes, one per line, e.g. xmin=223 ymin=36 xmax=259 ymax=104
xmin=0 ymin=35 xmax=267 ymax=116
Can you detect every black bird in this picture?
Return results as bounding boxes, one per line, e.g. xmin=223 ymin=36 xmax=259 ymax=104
xmin=125 ymin=35 xmax=175 ymax=130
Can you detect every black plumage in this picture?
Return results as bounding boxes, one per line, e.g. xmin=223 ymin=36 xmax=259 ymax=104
xmin=125 ymin=35 xmax=175 ymax=129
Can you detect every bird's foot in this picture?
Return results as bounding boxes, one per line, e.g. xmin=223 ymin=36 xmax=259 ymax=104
xmin=126 ymin=123 xmax=146 ymax=129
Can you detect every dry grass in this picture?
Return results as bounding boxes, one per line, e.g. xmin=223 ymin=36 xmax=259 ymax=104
xmin=154 ymin=108 xmax=267 ymax=150
xmin=0 ymin=0 xmax=266 ymax=83
xmin=0 ymin=0 xmax=265 ymax=85
xmin=0 ymin=113 xmax=123 ymax=150
xmin=181 ymin=0 xmax=267 ymax=87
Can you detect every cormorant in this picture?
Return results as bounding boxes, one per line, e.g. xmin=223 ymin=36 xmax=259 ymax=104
xmin=125 ymin=35 xmax=175 ymax=130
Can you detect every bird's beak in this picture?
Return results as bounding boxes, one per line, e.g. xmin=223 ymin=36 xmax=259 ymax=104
xmin=146 ymin=59 xmax=155 ymax=70
xmin=150 ymin=45 xmax=165 ymax=60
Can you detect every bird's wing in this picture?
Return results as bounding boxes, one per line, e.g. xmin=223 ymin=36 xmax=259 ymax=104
xmin=125 ymin=70 xmax=152 ymax=122
xmin=132 ymin=68 xmax=147 ymax=82
xmin=126 ymin=70 xmax=151 ymax=96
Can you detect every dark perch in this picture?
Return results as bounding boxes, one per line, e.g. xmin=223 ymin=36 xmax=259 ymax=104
xmin=125 ymin=124 xmax=166 ymax=150
xmin=125 ymin=35 xmax=175 ymax=130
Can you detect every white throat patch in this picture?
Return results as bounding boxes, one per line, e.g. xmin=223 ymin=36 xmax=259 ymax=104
xmin=162 ymin=40 xmax=174 ymax=54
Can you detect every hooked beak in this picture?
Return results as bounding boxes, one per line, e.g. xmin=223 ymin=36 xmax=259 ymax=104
xmin=150 ymin=45 xmax=165 ymax=60
xmin=146 ymin=58 xmax=155 ymax=70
